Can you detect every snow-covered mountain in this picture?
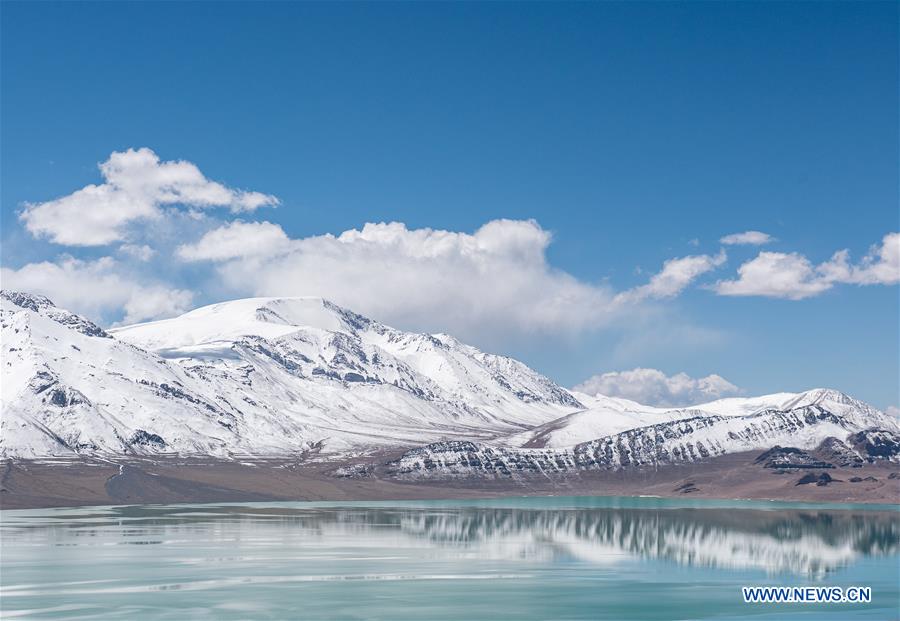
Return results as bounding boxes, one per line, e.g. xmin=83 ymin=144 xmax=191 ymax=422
xmin=504 ymin=388 xmax=893 ymax=449
xmin=387 ymin=404 xmax=900 ymax=479
xmin=2 ymin=290 xmax=896 ymax=468
xmin=1 ymin=291 xmax=579 ymax=458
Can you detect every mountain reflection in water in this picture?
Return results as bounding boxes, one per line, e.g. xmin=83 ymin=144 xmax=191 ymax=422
xmin=5 ymin=500 xmax=897 ymax=578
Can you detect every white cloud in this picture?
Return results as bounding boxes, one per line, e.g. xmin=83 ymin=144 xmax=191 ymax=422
xmin=720 ymin=230 xmax=774 ymax=246
xmin=174 ymin=219 xmax=735 ymax=341
xmin=19 ymin=148 xmax=279 ymax=246
xmin=887 ymin=406 xmax=900 ymax=420
xmin=824 ymin=232 xmax=900 ymax=286
xmin=614 ymin=250 xmax=726 ymax=304
xmin=0 ymin=256 xmax=193 ymax=324
xmin=715 ymin=251 xmax=831 ymax=300
xmin=120 ymin=287 xmax=193 ymax=326
xmin=118 ymin=243 xmax=156 ymax=262
xmin=715 ymin=233 xmax=899 ymax=299
xmin=185 ymin=219 xmax=621 ymax=340
xmin=177 ymin=220 xmax=292 ymax=262
xmin=573 ymin=367 xmax=743 ymax=407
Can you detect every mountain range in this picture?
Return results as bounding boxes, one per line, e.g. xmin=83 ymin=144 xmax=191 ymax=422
xmin=2 ymin=289 xmax=898 ymax=478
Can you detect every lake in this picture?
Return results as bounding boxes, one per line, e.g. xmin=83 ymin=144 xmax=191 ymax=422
xmin=1 ymin=496 xmax=897 ymax=620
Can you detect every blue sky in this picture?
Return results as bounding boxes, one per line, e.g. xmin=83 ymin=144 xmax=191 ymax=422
xmin=1 ymin=1 xmax=897 ymax=409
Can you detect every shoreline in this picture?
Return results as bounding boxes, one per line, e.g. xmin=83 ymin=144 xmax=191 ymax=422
xmin=4 ymin=489 xmax=898 ymax=514
xmin=2 ymin=451 xmax=898 ymax=510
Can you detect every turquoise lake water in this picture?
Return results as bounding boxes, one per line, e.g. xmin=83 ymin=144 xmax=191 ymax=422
xmin=1 ymin=496 xmax=898 ymax=620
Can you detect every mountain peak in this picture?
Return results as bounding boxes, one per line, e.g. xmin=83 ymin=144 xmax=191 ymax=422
xmin=1 ymin=289 xmax=56 ymax=312
xmin=3 ymin=292 xmax=584 ymax=458
xmin=783 ymin=388 xmax=868 ymax=411
xmin=1 ymin=289 xmax=110 ymax=338
xmin=4 ymin=291 xmax=894 ymax=463
xmin=111 ymin=296 xmax=374 ymax=352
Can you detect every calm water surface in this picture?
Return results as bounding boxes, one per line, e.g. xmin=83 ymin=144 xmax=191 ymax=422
xmin=1 ymin=496 xmax=898 ymax=620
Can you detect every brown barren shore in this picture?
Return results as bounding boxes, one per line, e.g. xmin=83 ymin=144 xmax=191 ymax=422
xmin=1 ymin=451 xmax=898 ymax=510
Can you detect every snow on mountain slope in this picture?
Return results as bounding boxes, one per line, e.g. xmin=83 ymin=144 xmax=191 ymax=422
xmin=3 ymin=290 xmax=894 ymax=466
xmin=1 ymin=292 xmax=253 ymax=458
xmin=2 ymin=292 xmax=580 ymax=458
xmin=109 ymin=297 xmax=351 ymax=354
xmin=113 ymin=296 xmax=582 ymax=430
xmin=681 ymin=393 xmax=798 ymax=417
xmin=387 ymin=404 xmax=900 ymax=479
xmin=505 ymin=393 xmax=684 ymax=448
xmin=502 ymin=388 xmax=895 ymax=449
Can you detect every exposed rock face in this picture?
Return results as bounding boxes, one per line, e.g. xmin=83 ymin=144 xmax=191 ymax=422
xmin=1 ymin=290 xmax=110 ymax=338
xmin=3 ymin=289 xmax=898 ymax=473
xmin=754 ymin=446 xmax=834 ymax=469
xmin=128 ymin=430 xmax=167 ymax=450
xmin=1 ymin=292 xmax=584 ymax=458
xmin=797 ymin=472 xmax=839 ymax=486
xmin=572 ymin=406 xmax=870 ymax=469
xmin=386 ymin=405 xmax=891 ymax=479
xmin=848 ymin=430 xmax=900 ymax=462
xmin=674 ymin=481 xmax=700 ymax=494
xmin=817 ymin=437 xmax=865 ymax=467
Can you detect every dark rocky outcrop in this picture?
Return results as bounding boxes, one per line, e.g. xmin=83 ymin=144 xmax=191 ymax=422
xmin=797 ymin=472 xmax=839 ymax=487
xmin=755 ymin=446 xmax=833 ymax=469
xmin=128 ymin=430 xmax=167 ymax=451
xmin=386 ymin=406 xmax=871 ymax=479
xmin=848 ymin=430 xmax=900 ymax=461
xmin=817 ymin=437 xmax=865 ymax=467
xmin=674 ymin=481 xmax=700 ymax=494
xmin=1 ymin=290 xmax=110 ymax=338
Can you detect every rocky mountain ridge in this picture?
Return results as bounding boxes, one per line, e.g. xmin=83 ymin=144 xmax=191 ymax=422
xmin=2 ymin=290 xmax=897 ymax=478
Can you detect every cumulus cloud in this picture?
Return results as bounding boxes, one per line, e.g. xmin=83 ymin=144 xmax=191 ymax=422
xmin=19 ymin=148 xmax=279 ymax=246
xmin=180 ymin=219 xmax=619 ymax=340
xmin=0 ymin=256 xmax=193 ymax=324
xmin=173 ymin=218 xmax=732 ymax=341
xmin=887 ymin=406 xmax=900 ymax=420
xmin=715 ymin=251 xmax=831 ymax=300
xmin=822 ymin=232 xmax=900 ymax=286
xmin=573 ymin=367 xmax=743 ymax=407
xmin=177 ymin=220 xmax=292 ymax=262
xmin=720 ymin=231 xmax=774 ymax=246
xmin=614 ymin=250 xmax=726 ymax=304
xmin=715 ymin=233 xmax=899 ymax=299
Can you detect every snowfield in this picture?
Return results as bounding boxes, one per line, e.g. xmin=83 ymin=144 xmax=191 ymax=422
xmin=2 ymin=290 xmax=897 ymax=469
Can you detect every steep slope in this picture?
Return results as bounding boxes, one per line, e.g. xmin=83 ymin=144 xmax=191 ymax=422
xmin=1 ymin=292 xmax=580 ymax=458
xmin=505 ymin=393 xmax=687 ymax=448
xmin=503 ymin=389 xmax=894 ymax=449
xmin=1 ymin=292 xmax=250 ymax=458
xmin=112 ymin=296 xmax=581 ymax=431
xmin=387 ymin=404 xmax=900 ymax=479
xmin=3 ymin=290 xmax=894 ymax=470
